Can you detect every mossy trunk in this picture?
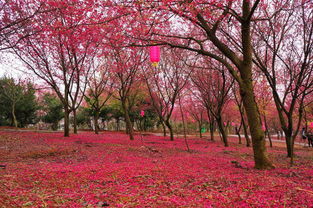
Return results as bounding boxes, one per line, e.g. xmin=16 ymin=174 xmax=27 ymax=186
xmin=240 ymin=83 xmax=274 ymax=169
xmin=238 ymin=1 xmax=274 ymax=169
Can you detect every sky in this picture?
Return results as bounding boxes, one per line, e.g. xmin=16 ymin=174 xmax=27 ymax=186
xmin=0 ymin=52 xmax=29 ymax=78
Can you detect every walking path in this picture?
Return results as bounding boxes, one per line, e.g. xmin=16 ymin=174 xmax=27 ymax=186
xmin=228 ymin=134 xmax=309 ymax=147
xmin=151 ymin=132 xmax=310 ymax=147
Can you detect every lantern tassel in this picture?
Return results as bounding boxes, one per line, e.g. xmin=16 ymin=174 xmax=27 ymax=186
xmin=152 ymin=62 xmax=158 ymax=67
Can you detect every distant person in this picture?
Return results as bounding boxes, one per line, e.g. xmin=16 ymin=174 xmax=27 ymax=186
xmin=302 ymin=127 xmax=307 ymax=140
xmin=302 ymin=127 xmax=307 ymax=147
xmin=307 ymin=129 xmax=313 ymax=147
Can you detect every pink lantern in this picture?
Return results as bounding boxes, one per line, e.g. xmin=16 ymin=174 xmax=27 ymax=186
xmin=150 ymin=45 xmax=160 ymax=67
xmin=309 ymin=122 xmax=313 ymax=129
xmin=262 ymin=124 xmax=266 ymax=131
xmin=140 ymin=110 xmax=145 ymax=117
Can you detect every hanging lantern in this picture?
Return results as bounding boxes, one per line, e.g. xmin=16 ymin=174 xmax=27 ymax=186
xmin=262 ymin=124 xmax=266 ymax=131
xmin=140 ymin=110 xmax=145 ymax=117
xmin=150 ymin=45 xmax=160 ymax=67
xmin=309 ymin=122 xmax=313 ymax=129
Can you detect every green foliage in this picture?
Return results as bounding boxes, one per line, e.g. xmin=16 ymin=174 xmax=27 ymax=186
xmin=132 ymin=108 xmax=158 ymax=131
xmin=106 ymin=102 xmax=124 ymax=121
xmin=41 ymin=93 xmax=64 ymax=130
xmin=0 ymin=77 xmax=38 ymax=127
xmin=15 ymin=83 xmax=38 ymax=127
xmin=75 ymin=107 xmax=91 ymax=128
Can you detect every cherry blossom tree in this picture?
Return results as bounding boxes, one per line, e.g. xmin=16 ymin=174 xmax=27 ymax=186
xmin=10 ymin=1 xmax=101 ymax=136
xmin=0 ymin=0 xmax=44 ymax=51
xmin=110 ymin=46 xmax=146 ymax=140
xmin=84 ymin=57 xmax=113 ymax=134
xmin=254 ymin=78 xmax=275 ymax=147
xmin=253 ymin=0 xmax=313 ymax=163
xmin=185 ymin=94 xmax=207 ymax=138
xmin=233 ymin=85 xmax=251 ymax=147
xmin=191 ymin=60 xmax=234 ymax=147
xmin=144 ymin=48 xmax=191 ymax=141
xmin=125 ymin=0 xmax=274 ymax=169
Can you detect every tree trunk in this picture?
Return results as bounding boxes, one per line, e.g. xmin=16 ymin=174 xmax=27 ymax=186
xmin=284 ymin=131 xmax=292 ymax=157
xmin=236 ymin=127 xmax=242 ymax=144
xmin=263 ymin=115 xmax=272 ymax=148
xmin=64 ymin=106 xmax=70 ymax=137
xmin=240 ymin=108 xmax=251 ymax=147
xmin=209 ymin=121 xmax=215 ymax=141
xmin=233 ymin=0 xmax=273 ymax=169
xmin=290 ymin=135 xmax=296 ymax=166
xmin=94 ymin=111 xmax=100 ymax=134
xmin=52 ymin=122 xmax=58 ymax=131
xmin=73 ymin=109 xmax=78 ymax=134
xmin=12 ymin=103 xmax=18 ymax=128
xmin=199 ymin=122 xmax=203 ymax=138
xmin=165 ymin=120 xmax=174 ymax=141
xmin=116 ymin=118 xmax=120 ymax=131
xmin=216 ymin=117 xmax=228 ymax=147
xmin=267 ymin=130 xmax=273 ymax=148
xmin=122 ymin=101 xmax=134 ymax=140
xmin=179 ymin=97 xmax=190 ymax=152
xmin=240 ymin=83 xmax=274 ymax=169
xmin=160 ymin=121 xmax=166 ymax=137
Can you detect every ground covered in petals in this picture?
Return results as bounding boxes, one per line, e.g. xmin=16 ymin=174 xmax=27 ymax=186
xmin=0 ymin=130 xmax=312 ymax=207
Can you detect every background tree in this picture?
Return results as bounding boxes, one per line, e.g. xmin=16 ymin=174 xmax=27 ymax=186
xmin=233 ymin=84 xmax=251 ymax=147
xmin=255 ymin=78 xmax=274 ymax=147
xmin=106 ymin=102 xmax=124 ymax=131
xmin=144 ymin=48 xmax=191 ymax=141
xmin=185 ymin=95 xmax=207 ymax=138
xmin=0 ymin=76 xmax=24 ymax=127
xmin=0 ymin=77 xmax=38 ymax=127
xmin=253 ymin=0 xmax=313 ymax=163
xmin=41 ymin=92 xmax=64 ymax=130
xmin=191 ymin=61 xmax=234 ymax=147
xmin=110 ymin=46 xmax=146 ymax=140
xmin=11 ymin=1 xmax=101 ymax=136
xmin=75 ymin=106 xmax=93 ymax=130
xmin=15 ymin=82 xmax=38 ymax=127
xmin=127 ymin=0 xmax=274 ymax=169
xmin=85 ymin=57 xmax=113 ymax=134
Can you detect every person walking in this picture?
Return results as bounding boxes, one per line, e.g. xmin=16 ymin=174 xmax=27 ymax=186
xmin=302 ymin=127 xmax=307 ymax=147
xmin=307 ymin=129 xmax=313 ymax=148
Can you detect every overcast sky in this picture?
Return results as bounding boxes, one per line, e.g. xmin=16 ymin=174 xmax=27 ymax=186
xmin=0 ymin=52 xmax=28 ymax=78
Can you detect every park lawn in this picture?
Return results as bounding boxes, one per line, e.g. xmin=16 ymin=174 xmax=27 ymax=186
xmin=0 ymin=130 xmax=312 ymax=207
